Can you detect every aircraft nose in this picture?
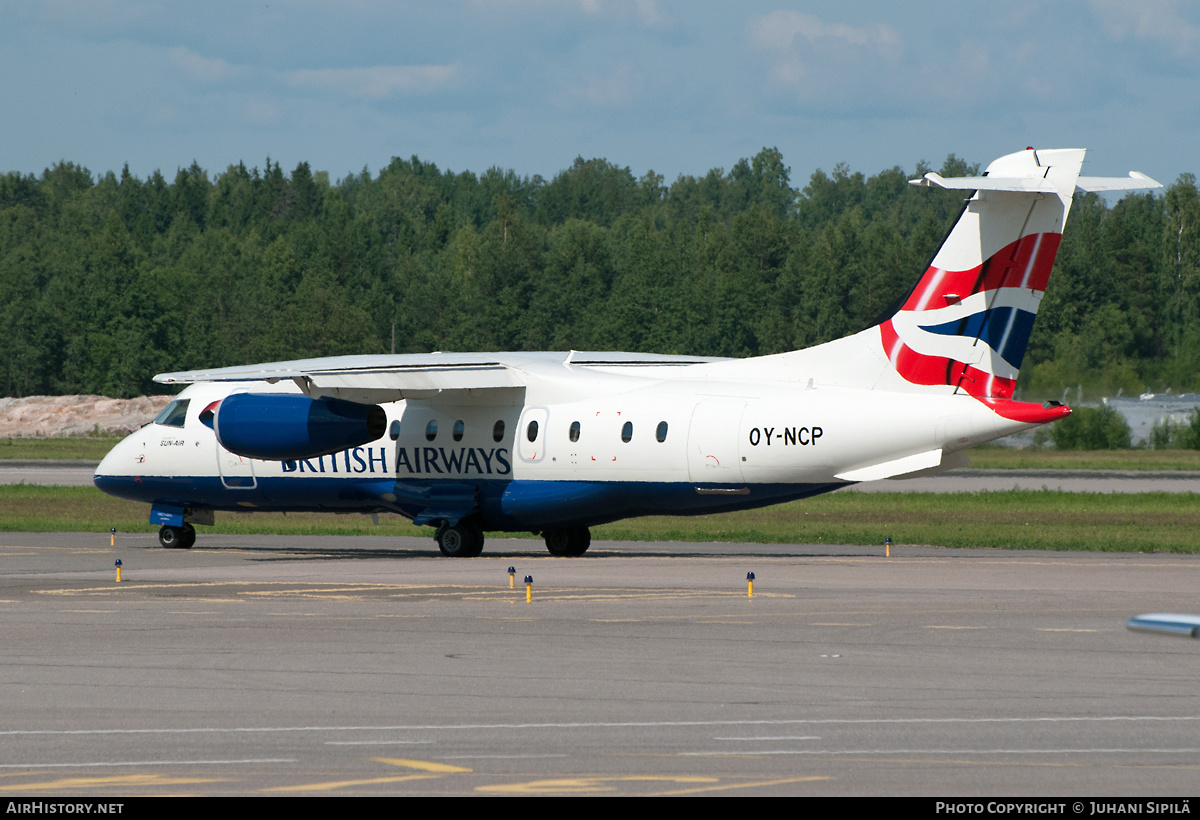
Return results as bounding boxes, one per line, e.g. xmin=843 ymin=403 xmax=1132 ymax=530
xmin=93 ymin=445 xmax=124 ymax=492
xmin=93 ymin=433 xmax=145 ymax=499
xmin=92 ymin=470 xmax=120 ymax=493
xmin=94 ymin=441 xmax=121 ymax=481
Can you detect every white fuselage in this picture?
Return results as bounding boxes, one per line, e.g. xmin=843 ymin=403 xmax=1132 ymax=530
xmin=95 ymin=354 xmax=1032 ymax=533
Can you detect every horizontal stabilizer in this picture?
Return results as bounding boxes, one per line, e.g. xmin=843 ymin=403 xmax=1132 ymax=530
xmin=912 ymin=170 xmax=1161 ymax=194
xmin=835 ymin=449 xmax=944 ymax=482
xmin=1075 ymin=171 xmax=1162 ymax=192
xmin=911 ymin=173 xmax=1058 ymax=193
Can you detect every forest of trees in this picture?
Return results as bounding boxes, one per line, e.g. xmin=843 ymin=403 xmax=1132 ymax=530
xmin=0 ymin=149 xmax=1197 ymax=400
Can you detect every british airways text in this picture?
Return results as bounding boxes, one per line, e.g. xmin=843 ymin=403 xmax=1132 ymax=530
xmin=282 ymin=446 xmax=512 ymax=476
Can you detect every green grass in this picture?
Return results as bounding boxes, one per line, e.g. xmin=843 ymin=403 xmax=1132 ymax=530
xmin=0 ymin=436 xmax=123 ymax=461
xmin=966 ymin=447 xmax=1200 ymax=471
xmin=594 ymin=490 xmax=1200 ymax=552
xmin=4 ymin=485 xmax=1199 ymax=553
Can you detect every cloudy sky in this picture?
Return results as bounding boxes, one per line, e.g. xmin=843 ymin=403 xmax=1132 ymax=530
xmin=2 ymin=1 xmax=1196 ymax=187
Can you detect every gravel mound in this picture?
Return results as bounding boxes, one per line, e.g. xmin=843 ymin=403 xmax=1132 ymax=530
xmin=0 ymin=395 xmax=174 ymax=438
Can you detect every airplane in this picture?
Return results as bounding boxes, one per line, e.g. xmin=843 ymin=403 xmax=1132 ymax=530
xmin=93 ymin=148 xmax=1161 ymax=556
xmin=1126 ymin=613 xmax=1200 ymax=638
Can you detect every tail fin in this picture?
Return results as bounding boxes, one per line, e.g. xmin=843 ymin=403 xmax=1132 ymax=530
xmin=881 ymin=148 xmax=1159 ymax=399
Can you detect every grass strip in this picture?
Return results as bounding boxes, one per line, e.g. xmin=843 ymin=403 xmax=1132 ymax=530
xmin=965 ymin=447 xmax=1200 ymax=471
xmin=3 ymin=485 xmax=1198 ymax=553
xmin=0 ymin=437 xmax=121 ymax=461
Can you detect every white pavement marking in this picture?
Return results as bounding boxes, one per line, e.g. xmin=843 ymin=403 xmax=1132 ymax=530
xmin=682 ymin=747 xmax=1200 ymax=756
xmin=0 ymin=758 xmax=296 ymax=769
xmin=3 ymin=715 xmax=1198 ymax=736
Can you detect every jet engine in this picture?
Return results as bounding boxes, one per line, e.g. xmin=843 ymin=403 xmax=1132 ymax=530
xmin=208 ymin=393 xmax=387 ymax=461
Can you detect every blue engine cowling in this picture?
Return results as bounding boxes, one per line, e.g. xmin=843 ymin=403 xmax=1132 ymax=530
xmin=211 ymin=393 xmax=387 ymax=461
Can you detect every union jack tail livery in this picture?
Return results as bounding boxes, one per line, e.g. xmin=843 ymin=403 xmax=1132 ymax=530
xmin=882 ymin=148 xmax=1153 ymax=400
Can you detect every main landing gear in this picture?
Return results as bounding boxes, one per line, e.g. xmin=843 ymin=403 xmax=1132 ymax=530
xmin=543 ymin=527 xmax=591 ymax=557
xmin=158 ymin=523 xmax=196 ymax=549
xmin=436 ymin=519 xmax=485 ymax=557
xmin=432 ymin=521 xmax=593 ymax=557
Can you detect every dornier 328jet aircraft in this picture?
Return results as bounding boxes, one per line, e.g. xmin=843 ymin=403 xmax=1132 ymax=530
xmin=94 ymin=148 xmax=1160 ymax=556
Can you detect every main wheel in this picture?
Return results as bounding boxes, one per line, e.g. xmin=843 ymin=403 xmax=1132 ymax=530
xmin=437 ymin=520 xmax=484 ymax=557
xmin=159 ymin=525 xmax=186 ymax=549
xmin=179 ymin=523 xmax=196 ymax=549
xmin=544 ymin=527 xmax=590 ymax=556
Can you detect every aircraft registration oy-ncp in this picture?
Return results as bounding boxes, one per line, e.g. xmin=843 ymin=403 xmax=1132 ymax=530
xmin=94 ymin=148 xmax=1160 ymax=556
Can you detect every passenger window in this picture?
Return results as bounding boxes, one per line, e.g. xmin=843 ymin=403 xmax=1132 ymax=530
xmin=656 ymin=421 xmax=668 ymax=442
xmin=527 ymin=420 xmax=539 ymax=442
xmin=389 ymin=420 xmax=401 ymax=441
xmin=493 ymin=420 xmax=505 ymax=442
xmin=621 ymin=421 xmax=633 ymax=443
xmin=453 ymin=420 xmax=465 ymax=442
xmin=569 ymin=421 xmax=580 ymax=442
xmin=153 ymin=399 xmax=190 ymax=429
xmin=425 ymin=419 xmax=438 ymax=441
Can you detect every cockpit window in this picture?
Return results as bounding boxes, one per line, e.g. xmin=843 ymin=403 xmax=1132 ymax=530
xmin=153 ymin=399 xmax=190 ymax=428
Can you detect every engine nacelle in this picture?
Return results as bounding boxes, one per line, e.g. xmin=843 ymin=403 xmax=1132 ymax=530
xmin=211 ymin=393 xmax=387 ymax=461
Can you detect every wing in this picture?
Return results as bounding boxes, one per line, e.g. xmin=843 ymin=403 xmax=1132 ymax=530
xmin=154 ymin=350 xmax=727 ymax=403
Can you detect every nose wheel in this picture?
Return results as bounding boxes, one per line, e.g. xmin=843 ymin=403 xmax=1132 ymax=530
xmin=159 ymin=524 xmax=196 ymax=549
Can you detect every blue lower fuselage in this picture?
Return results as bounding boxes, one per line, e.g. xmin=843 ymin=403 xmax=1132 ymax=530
xmin=92 ymin=472 xmax=844 ymax=532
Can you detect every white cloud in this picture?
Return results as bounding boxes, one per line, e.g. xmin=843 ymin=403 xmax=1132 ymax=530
xmin=745 ymin=10 xmax=904 ymax=110
xmin=561 ymin=62 xmax=640 ymax=107
xmin=168 ymin=46 xmax=241 ymax=83
xmin=238 ymin=97 xmax=282 ymax=127
xmin=747 ymin=11 xmax=900 ymax=53
xmin=1089 ymin=0 xmax=1200 ymax=57
xmin=284 ymin=64 xmax=459 ymax=99
xmin=633 ymin=0 xmax=669 ymax=29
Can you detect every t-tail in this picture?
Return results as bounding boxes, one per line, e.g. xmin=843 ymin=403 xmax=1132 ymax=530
xmin=882 ymin=147 xmax=1159 ymax=406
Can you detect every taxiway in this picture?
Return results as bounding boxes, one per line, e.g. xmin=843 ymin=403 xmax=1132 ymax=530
xmin=0 ymin=532 xmax=1196 ymax=796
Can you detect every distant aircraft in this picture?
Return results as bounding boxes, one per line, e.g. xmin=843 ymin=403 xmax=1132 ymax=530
xmin=1126 ymin=613 xmax=1200 ymax=638
xmin=94 ymin=148 xmax=1161 ymax=555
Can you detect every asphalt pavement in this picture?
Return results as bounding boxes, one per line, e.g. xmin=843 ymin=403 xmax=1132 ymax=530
xmin=1 ymin=532 xmax=1197 ymax=796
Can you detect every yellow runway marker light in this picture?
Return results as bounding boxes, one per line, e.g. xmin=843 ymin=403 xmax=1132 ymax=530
xmin=525 ymin=575 xmax=533 ymax=603
xmin=885 ymin=536 xmax=892 ymax=558
xmin=746 ymin=571 xmax=754 ymax=598
xmin=110 ymin=527 xmax=115 ymax=546
xmin=508 ymin=566 xmax=515 ymax=588
xmin=114 ymin=559 xmax=122 ymax=583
